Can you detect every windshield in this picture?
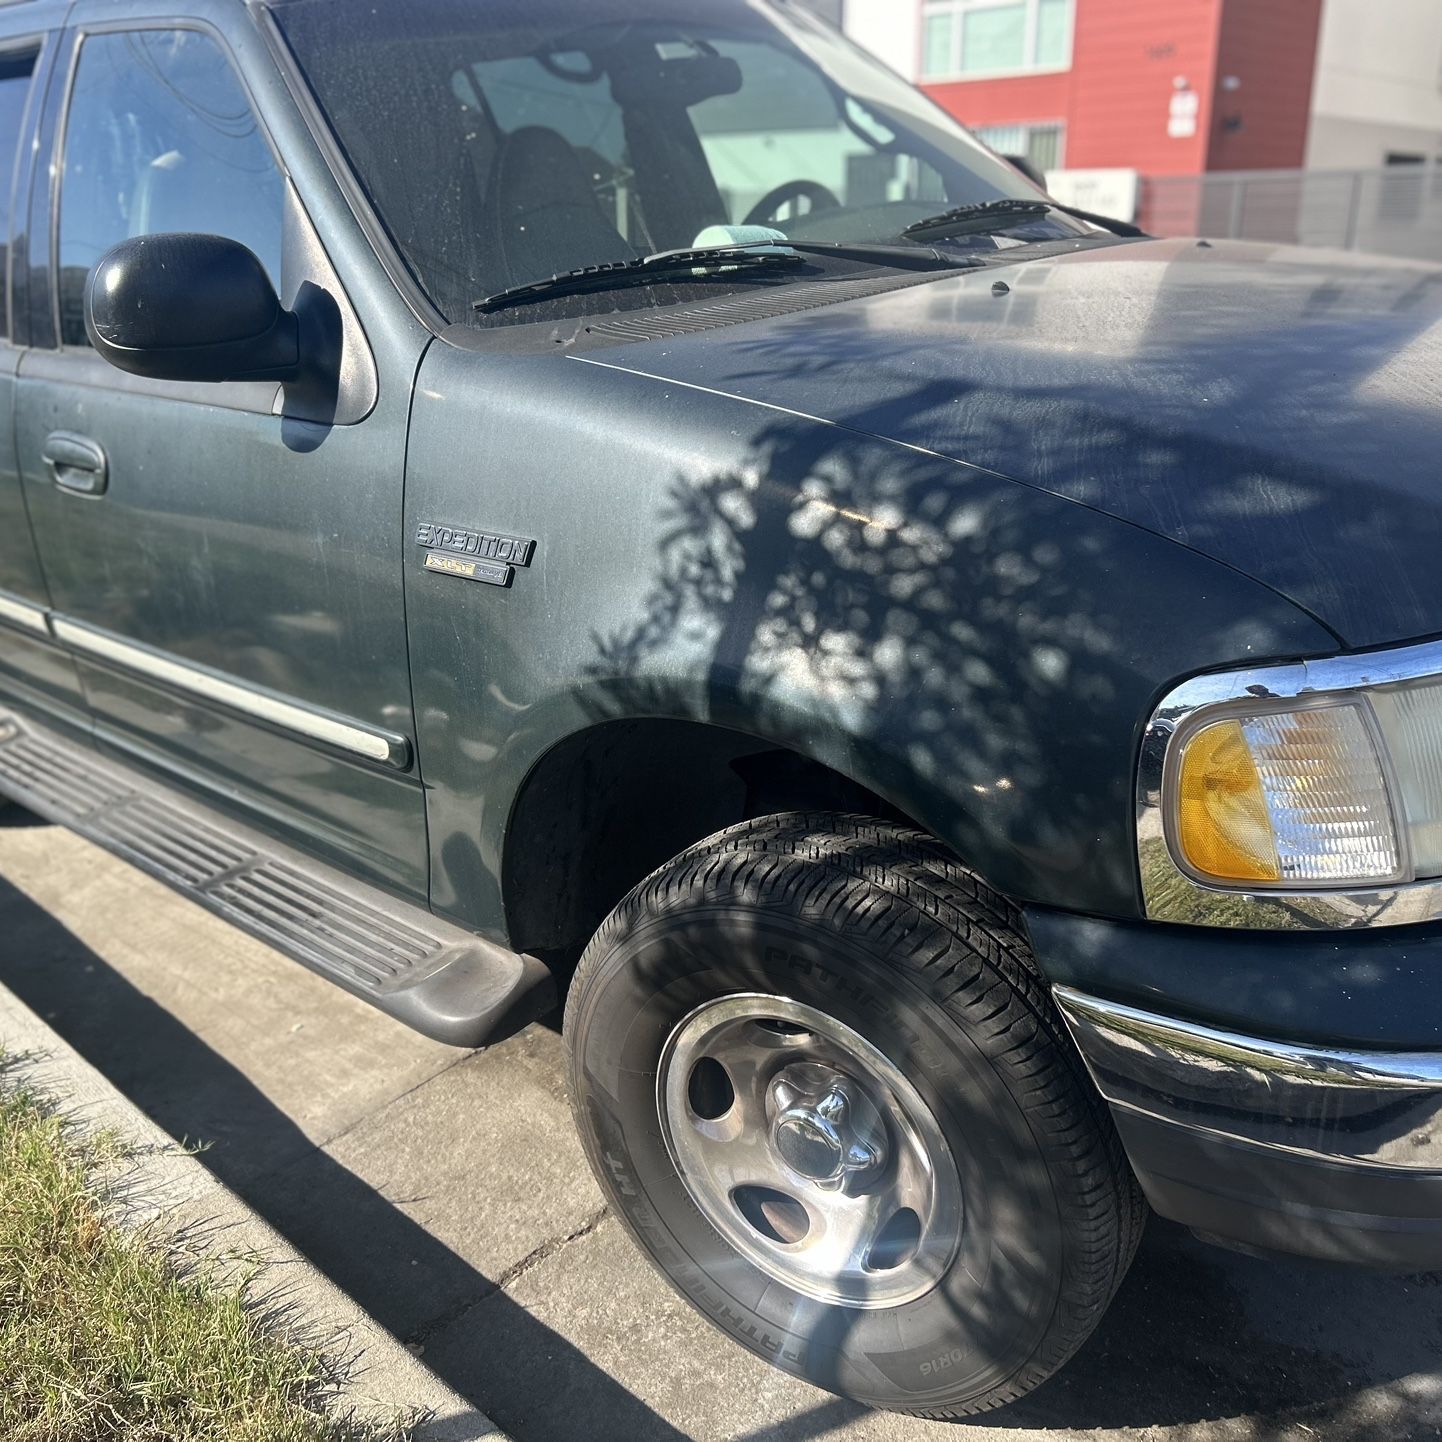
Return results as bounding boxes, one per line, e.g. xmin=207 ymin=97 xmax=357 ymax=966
xmin=272 ymin=0 xmax=1080 ymax=323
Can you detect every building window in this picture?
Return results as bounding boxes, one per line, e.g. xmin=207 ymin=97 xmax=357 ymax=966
xmin=921 ymin=0 xmax=1073 ymax=80
xmin=972 ymin=121 xmax=1065 ymax=173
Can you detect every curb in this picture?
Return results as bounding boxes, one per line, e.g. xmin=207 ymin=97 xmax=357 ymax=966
xmin=0 ymin=982 xmax=504 ymax=1442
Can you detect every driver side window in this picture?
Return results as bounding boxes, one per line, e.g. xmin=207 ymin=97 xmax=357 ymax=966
xmin=57 ymin=29 xmax=283 ymax=348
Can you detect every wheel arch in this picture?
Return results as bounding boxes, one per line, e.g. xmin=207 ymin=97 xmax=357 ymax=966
xmin=500 ymin=715 xmax=970 ymax=963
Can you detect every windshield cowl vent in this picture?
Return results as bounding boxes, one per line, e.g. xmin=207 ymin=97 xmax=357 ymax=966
xmin=583 ymin=268 xmax=949 ymax=344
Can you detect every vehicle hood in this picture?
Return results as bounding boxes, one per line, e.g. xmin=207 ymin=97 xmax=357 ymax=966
xmin=587 ymin=236 xmax=1442 ymax=649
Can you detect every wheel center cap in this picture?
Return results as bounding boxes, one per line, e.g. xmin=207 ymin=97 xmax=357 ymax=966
xmin=768 ymin=1064 xmax=887 ymax=1189
xmin=774 ymin=1113 xmax=848 ymax=1181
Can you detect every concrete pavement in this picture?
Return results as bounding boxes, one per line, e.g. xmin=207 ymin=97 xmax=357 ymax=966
xmin=1 ymin=806 xmax=1440 ymax=1442
xmin=0 ymin=983 xmax=498 ymax=1442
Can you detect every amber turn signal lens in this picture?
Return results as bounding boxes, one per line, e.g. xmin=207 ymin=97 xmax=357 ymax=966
xmin=1173 ymin=703 xmax=1401 ymax=887
xmin=1176 ymin=719 xmax=1281 ymax=884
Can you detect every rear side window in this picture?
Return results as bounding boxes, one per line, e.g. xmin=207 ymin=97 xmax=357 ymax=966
xmin=0 ymin=49 xmax=38 ymax=339
xmin=57 ymin=29 xmax=283 ymax=347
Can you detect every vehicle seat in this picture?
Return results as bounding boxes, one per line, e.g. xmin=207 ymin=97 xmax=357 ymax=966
xmin=486 ymin=126 xmax=637 ymax=290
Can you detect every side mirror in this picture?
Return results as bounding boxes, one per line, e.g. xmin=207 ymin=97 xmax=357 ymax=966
xmin=85 ymin=233 xmax=300 ymax=384
xmin=1002 ymin=153 xmax=1048 ymax=190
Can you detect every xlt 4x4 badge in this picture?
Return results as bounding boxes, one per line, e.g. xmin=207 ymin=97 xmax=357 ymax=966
xmin=416 ymin=522 xmax=535 ymax=588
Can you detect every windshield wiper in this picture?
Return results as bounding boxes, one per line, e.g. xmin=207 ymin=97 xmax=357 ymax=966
xmin=474 ymin=238 xmax=981 ymax=313
xmin=1046 ymin=201 xmax=1148 ymax=238
xmin=475 ymin=246 xmax=807 ymax=313
xmin=903 ymin=196 xmax=1148 ymax=244
xmin=781 ymin=239 xmax=981 ymax=271
xmin=901 ymin=198 xmax=1052 ymax=242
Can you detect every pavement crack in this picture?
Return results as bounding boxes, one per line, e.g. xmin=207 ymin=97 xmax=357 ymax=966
xmin=312 ymin=1050 xmax=476 ymax=1154
xmin=493 ymin=1202 xmax=610 ymax=1293
xmin=405 ymin=1203 xmax=610 ymax=1348
xmin=241 ymin=1052 xmax=480 ymax=1199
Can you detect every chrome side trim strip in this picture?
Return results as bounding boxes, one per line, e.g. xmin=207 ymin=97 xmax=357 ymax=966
xmin=1137 ymin=637 xmax=1442 ymax=930
xmin=0 ymin=589 xmax=50 ymax=637
xmin=50 ymin=617 xmax=410 ymax=769
xmin=1054 ymin=985 xmax=1442 ymax=1171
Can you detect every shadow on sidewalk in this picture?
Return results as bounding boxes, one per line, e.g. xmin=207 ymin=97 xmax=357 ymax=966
xmin=0 ymin=868 xmax=696 ymax=1442
xmin=5 ymin=854 xmax=1442 ymax=1442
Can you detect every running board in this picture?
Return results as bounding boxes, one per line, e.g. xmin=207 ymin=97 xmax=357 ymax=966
xmin=0 ymin=710 xmax=554 ymax=1048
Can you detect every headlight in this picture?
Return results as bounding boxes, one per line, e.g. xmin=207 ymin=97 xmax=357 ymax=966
xmin=1368 ymin=677 xmax=1442 ymax=875
xmin=1141 ymin=641 xmax=1442 ymax=926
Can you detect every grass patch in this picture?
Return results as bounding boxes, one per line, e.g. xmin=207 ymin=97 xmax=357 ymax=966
xmin=0 ymin=1056 xmax=412 ymax=1442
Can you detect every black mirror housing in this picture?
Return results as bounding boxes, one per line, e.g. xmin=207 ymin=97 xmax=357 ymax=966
xmin=85 ymin=233 xmax=300 ymax=384
xmin=1002 ymin=153 xmax=1048 ymax=190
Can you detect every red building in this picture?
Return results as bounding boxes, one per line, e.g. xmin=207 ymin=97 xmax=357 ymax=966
xmin=915 ymin=0 xmax=1324 ymax=206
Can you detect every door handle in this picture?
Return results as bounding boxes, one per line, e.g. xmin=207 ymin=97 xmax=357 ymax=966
xmin=42 ymin=431 xmax=108 ymax=496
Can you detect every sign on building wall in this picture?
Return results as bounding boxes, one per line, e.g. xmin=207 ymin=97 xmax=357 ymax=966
xmin=1168 ymin=88 xmax=1200 ymax=139
xmin=1045 ymin=168 xmax=1141 ymax=221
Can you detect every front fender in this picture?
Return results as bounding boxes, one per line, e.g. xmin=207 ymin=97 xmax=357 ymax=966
xmin=404 ymin=339 xmax=1338 ymax=942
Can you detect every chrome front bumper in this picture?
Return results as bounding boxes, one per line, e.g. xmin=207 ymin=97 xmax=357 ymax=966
xmin=1055 ymin=986 xmax=1442 ymax=1267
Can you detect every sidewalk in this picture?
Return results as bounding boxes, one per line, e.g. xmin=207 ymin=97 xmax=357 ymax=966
xmin=0 ymin=980 xmax=501 ymax=1442
xmin=3 ymin=808 xmax=1441 ymax=1442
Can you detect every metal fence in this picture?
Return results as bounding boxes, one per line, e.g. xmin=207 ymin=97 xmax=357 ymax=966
xmin=1142 ymin=164 xmax=1442 ymax=262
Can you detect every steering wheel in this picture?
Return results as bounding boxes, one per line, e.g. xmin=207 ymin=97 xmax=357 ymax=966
xmin=743 ymin=180 xmax=842 ymax=228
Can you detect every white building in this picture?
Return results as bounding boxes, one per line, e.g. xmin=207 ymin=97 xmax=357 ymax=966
xmin=1307 ymin=0 xmax=1442 ymax=170
xmin=834 ymin=0 xmax=921 ymax=81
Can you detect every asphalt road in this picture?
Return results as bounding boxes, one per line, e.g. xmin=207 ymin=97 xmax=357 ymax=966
xmin=1 ymin=806 xmax=1439 ymax=1442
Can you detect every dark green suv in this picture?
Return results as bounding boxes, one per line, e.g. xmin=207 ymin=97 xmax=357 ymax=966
xmin=2 ymin=0 xmax=1441 ymax=1420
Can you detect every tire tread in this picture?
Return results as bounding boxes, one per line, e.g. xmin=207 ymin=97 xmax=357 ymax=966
xmin=567 ymin=810 xmax=1145 ymax=1419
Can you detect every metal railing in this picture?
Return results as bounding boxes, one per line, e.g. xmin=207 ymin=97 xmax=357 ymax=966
xmin=1141 ymin=164 xmax=1442 ymax=262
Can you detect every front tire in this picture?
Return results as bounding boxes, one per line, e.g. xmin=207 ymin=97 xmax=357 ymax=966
xmin=565 ymin=813 xmax=1143 ymax=1417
